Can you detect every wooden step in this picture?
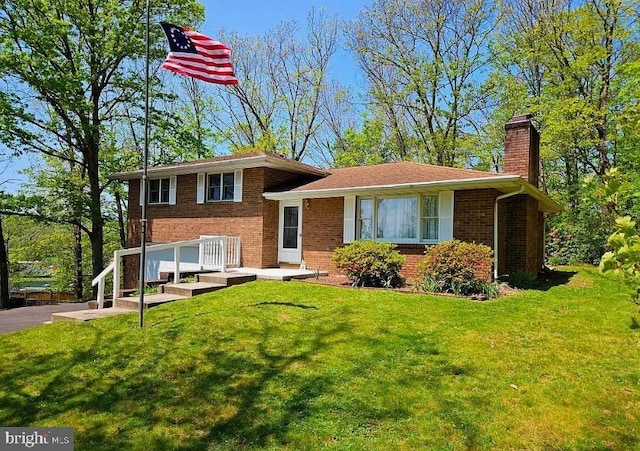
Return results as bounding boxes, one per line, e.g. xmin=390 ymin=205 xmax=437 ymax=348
xmin=197 ymin=272 xmax=257 ymax=286
xmin=114 ymin=293 xmax=187 ymax=310
xmin=161 ymin=282 xmax=226 ymax=297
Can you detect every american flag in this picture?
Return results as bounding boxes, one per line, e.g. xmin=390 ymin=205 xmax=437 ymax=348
xmin=160 ymin=22 xmax=238 ymax=85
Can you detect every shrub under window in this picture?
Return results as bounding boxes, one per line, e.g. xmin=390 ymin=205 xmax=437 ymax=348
xmin=416 ymin=239 xmax=493 ymax=296
xmin=333 ymin=240 xmax=406 ymax=288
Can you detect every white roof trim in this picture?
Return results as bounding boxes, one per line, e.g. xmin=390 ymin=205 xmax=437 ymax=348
xmin=263 ymin=175 xmax=562 ymax=213
xmin=110 ymin=154 xmax=326 ymax=180
xmin=263 ymin=175 xmax=519 ymax=199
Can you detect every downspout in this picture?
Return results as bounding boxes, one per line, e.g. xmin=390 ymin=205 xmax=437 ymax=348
xmin=493 ymin=185 xmax=525 ymax=281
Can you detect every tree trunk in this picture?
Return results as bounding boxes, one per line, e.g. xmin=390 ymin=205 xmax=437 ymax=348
xmin=0 ymin=218 xmax=10 ymax=309
xmin=115 ymin=188 xmax=127 ymax=248
xmin=86 ymin=150 xmax=104 ymax=298
xmin=73 ymin=224 xmax=83 ymax=300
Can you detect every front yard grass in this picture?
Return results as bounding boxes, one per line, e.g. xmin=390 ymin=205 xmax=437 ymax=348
xmin=0 ymin=266 xmax=638 ymax=450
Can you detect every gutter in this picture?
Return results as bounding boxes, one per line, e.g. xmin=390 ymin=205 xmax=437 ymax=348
xmin=493 ymin=185 xmax=525 ymax=280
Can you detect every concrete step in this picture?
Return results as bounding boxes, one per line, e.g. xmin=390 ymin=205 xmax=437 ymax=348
xmin=114 ymin=293 xmax=187 ymax=310
xmin=197 ymin=272 xmax=257 ymax=286
xmin=52 ymin=308 xmax=133 ymax=323
xmin=161 ymin=282 xmax=226 ymax=297
xmin=88 ymin=299 xmax=113 ymax=309
xmin=159 ymin=269 xmax=211 ymax=283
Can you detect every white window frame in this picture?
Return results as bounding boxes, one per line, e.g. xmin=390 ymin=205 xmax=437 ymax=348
xmin=356 ymin=193 xmax=441 ymax=244
xmin=420 ymin=195 xmax=439 ymax=242
xmin=207 ymin=172 xmax=235 ymax=202
xmin=147 ymin=177 xmax=176 ymax=205
xmin=199 ymin=170 xmax=242 ymax=203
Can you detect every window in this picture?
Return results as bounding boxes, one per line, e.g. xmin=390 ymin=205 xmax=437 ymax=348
xmin=149 ymin=178 xmax=170 ymax=204
xmin=359 ymin=198 xmax=373 ymax=239
xmin=207 ymin=172 xmax=235 ymax=201
xmin=282 ymin=206 xmax=299 ymax=249
xmin=421 ymin=195 xmax=439 ymax=241
xmin=376 ymin=197 xmax=417 ymax=240
xmin=357 ymin=194 xmax=440 ymax=243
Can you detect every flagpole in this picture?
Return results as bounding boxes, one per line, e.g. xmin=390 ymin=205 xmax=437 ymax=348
xmin=138 ymin=0 xmax=152 ymax=328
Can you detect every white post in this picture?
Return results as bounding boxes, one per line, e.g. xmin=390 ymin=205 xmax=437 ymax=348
xmin=97 ymin=278 xmax=105 ymax=309
xmin=112 ymin=251 xmax=121 ymax=304
xmin=221 ymin=237 xmax=227 ymax=273
xmin=174 ymin=245 xmax=181 ymax=283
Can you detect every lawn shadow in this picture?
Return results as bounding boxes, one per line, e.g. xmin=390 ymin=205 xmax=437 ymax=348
xmin=631 ymin=316 xmax=640 ymax=330
xmin=249 ymin=301 xmax=319 ymax=310
xmin=194 ymin=319 xmax=351 ymax=449
xmin=530 ymin=269 xmax=578 ymax=291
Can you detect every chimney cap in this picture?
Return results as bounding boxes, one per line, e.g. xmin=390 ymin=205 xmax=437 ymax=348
xmin=505 ymin=113 xmax=538 ymax=131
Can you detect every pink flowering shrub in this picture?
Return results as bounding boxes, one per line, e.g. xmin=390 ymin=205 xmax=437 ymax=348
xmin=332 ymin=240 xmax=406 ymax=288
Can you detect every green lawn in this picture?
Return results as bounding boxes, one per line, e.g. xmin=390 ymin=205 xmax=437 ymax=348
xmin=0 ymin=267 xmax=638 ymax=450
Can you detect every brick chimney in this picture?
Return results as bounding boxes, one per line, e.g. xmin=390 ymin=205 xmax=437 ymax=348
xmin=504 ymin=114 xmax=540 ymax=187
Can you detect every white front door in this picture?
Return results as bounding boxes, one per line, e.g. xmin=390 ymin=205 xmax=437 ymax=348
xmin=278 ymin=200 xmax=302 ymax=263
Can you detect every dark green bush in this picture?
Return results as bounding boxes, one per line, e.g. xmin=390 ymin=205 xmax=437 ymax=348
xmin=416 ymin=239 xmax=493 ymax=296
xmin=332 ymin=240 xmax=406 ymax=288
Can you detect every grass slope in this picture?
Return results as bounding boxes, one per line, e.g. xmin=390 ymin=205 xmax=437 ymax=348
xmin=0 ymin=267 xmax=638 ymax=450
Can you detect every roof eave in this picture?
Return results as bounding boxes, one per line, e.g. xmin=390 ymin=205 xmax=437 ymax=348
xmin=109 ymin=154 xmax=327 ymax=180
xmin=263 ymin=176 xmax=521 ymax=199
xmin=263 ymin=176 xmax=563 ymax=214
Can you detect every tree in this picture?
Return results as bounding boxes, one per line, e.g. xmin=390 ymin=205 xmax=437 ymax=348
xmin=493 ymin=0 xmax=639 ymax=199
xmin=345 ymin=0 xmax=501 ymax=166
xmin=0 ymin=215 xmax=8 ymax=308
xmin=599 ymin=168 xmax=640 ymax=307
xmin=0 ymin=0 xmax=204 ymax=287
xmin=209 ymin=8 xmax=339 ymax=161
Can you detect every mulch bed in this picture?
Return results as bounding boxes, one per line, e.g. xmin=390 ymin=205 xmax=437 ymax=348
xmin=298 ymin=273 xmax=423 ymax=294
xmin=299 ymin=273 xmax=520 ymax=299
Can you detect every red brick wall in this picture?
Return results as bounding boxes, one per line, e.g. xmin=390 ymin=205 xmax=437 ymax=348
xmin=300 ymin=197 xmax=344 ymax=272
xmin=125 ymin=167 xmax=312 ymax=287
xmin=504 ymin=116 xmax=540 ymax=187
xmin=126 ymin=175 xmax=546 ymax=286
xmin=296 ymin=190 xmax=546 ymax=283
xmin=298 ymin=198 xmax=429 ymax=281
xmin=503 ymin=195 xmax=543 ymax=276
xmin=453 ymin=189 xmax=500 ymax=247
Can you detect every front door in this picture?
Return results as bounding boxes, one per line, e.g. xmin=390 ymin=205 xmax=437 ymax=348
xmin=278 ymin=200 xmax=302 ymax=263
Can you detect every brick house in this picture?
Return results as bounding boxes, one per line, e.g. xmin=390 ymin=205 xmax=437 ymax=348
xmin=112 ymin=114 xmax=561 ymax=287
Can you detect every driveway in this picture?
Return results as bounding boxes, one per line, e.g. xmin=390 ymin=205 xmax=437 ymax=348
xmin=0 ymin=303 xmax=90 ymax=334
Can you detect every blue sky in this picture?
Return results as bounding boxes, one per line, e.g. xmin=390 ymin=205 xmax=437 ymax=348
xmin=200 ymin=0 xmax=365 ymax=86
xmin=2 ymin=1 xmax=367 ymax=192
xmin=201 ymin=0 xmax=362 ymax=34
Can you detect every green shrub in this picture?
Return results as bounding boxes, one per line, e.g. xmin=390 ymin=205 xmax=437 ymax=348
xmin=416 ymin=239 xmax=492 ymax=296
xmin=332 ymin=240 xmax=406 ymax=288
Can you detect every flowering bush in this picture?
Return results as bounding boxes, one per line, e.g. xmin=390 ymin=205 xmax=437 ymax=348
xmin=416 ymin=240 xmax=493 ymax=296
xmin=332 ymin=240 xmax=405 ymax=288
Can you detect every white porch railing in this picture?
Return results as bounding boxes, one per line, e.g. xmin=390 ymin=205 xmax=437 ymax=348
xmin=91 ymin=236 xmax=241 ymax=309
xmin=199 ymin=235 xmax=241 ymax=270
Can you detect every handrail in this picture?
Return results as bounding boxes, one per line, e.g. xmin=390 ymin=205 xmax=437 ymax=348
xmin=92 ymin=261 xmax=115 ymax=287
xmin=114 ymin=236 xmax=225 ymax=257
xmin=92 ymin=236 xmax=240 ymax=309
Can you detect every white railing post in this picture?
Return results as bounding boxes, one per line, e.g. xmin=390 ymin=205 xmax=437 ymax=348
xmin=97 ymin=277 xmax=105 ymax=309
xmin=234 ymin=237 xmax=241 ymax=266
xmin=112 ymin=250 xmax=121 ymax=305
xmin=221 ymin=237 xmax=227 ymax=272
xmin=174 ymin=245 xmax=181 ymax=283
